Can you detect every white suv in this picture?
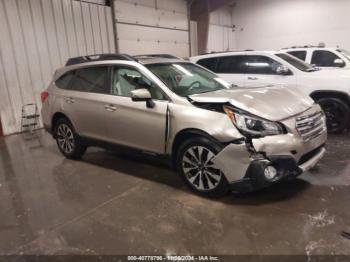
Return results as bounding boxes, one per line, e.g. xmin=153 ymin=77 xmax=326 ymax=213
xmin=190 ymin=51 xmax=350 ymax=133
xmin=281 ymin=46 xmax=350 ymax=70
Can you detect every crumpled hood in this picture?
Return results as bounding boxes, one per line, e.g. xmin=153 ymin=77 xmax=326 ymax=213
xmin=189 ymin=85 xmax=314 ymax=121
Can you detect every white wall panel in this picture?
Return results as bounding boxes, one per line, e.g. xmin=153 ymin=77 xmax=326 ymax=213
xmin=118 ymin=0 xmax=156 ymax=9
xmin=115 ymin=1 xmax=188 ymax=30
xmin=80 ymin=0 xmax=106 ymax=4
xmin=231 ymin=0 xmax=350 ymax=51
xmin=31 ymin=0 xmax=53 ymax=86
xmin=62 ymin=0 xmax=79 ymax=56
xmin=157 ymin=0 xmax=187 ymax=14
xmin=17 ymin=0 xmax=46 ymax=128
xmin=52 ymin=0 xmax=70 ymax=59
xmin=81 ymin=2 xmax=95 ymax=54
xmin=207 ymin=6 xmax=236 ymax=53
xmin=98 ymin=5 xmax=109 ymax=53
xmin=0 ymin=0 xmax=115 ymax=135
xmin=72 ymin=0 xmax=87 ymax=55
xmin=114 ymin=0 xmax=189 ymax=57
xmin=116 ymin=23 xmax=189 ymax=57
xmin=0 ymin=0 xmax=22 ymax=135
xmin=91 ymin=5 xmax=103 ymax=53
xmin=42 ymin=0 xmax=63 ymax=67
xmin=210 ymin=7 xmax=232 ymax=27
xmin=105 ymin=7 xmax=116 ymax=52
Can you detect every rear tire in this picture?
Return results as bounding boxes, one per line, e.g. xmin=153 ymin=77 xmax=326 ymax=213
xmin=176 ymin=137 xmax=229 ymax=198
xmin=317 ymin=97 xmax=350 ymax=133
xmin=54 ymin=118 xmax=87 ymax=159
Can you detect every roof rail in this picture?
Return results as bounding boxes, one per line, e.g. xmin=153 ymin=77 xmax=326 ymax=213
xmin=281 ymin=43 xmax=326 ymax=49
xmin=201 ymin=50 xmax=253 ymax=55
xmin=65 ymin=53 xmax=135 ymax=66
xmin=133 ymin=54 xmax=181 ymax=59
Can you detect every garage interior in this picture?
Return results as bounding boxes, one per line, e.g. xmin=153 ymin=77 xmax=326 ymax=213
xmin=0 ymin=0 xmax=350 ymax=260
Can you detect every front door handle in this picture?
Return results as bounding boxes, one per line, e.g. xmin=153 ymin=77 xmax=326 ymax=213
xmin=248 ymin=76 xmax=258 ymax=80
xmin=65 ymin=97 xmax=75 ymax=104
xmin=104 ymin=104 xmax=117 ymax=112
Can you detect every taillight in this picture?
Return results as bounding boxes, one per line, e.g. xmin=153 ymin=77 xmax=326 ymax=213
xmin=41 ymin=91 xmax=49 ymax=103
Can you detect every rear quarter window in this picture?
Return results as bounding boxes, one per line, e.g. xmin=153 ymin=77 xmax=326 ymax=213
xmin=70 ymin=66 xmax=109 ymax=94
xmin=55 ymin=72 xmax=74 ymax=89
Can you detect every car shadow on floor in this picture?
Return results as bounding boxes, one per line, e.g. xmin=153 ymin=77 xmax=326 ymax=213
xmin=81 ymin=148 xmax=185 ymax=190
xmin=223 ymin=179 xmax=311 ymax=206
xmin=78 ymin=147 xmax=311 ymax=205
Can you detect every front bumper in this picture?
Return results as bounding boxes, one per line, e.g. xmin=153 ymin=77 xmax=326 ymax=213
xmin=227 ymin=146 xmax=326 ymax=193
xmin=211 ymin=123 xmax=327 ymax=193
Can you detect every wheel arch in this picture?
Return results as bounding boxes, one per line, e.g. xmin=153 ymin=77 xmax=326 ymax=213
xmin=170 ymin=128 xmax=221 ymax=167
xmin=310 ymin=90 xmax=350 ymax=106
xmin=51 ymin=112 xmax=72 ymax=137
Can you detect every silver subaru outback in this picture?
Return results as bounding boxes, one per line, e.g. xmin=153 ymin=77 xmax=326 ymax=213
xmin=41 ymin=54 xmax=327 ymax=197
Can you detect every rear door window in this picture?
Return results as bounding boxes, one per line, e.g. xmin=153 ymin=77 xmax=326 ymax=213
xmin=287 ymin=51 xmax=307 ymax=61
xmin=311 ymin=50 xmax=343 ymax=67
xmin=245 ymin=55 xmax=281 ymax=75
xmin=216 ymin=55 xmax=246 ymax=74
xmin=70 ymin=66 xmax=109 ymax=94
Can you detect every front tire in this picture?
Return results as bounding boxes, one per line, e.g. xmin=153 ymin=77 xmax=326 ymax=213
xmin=176 ymin=137 xmax=229 ymax=197
xmin=54 ymin=118 xmax=87 ymax=159
xmin=318 ymin=98 xmax=350 ymax=133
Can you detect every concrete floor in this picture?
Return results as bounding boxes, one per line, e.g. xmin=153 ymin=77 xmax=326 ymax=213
xmin=0 ymin=131 xmax=349 ymax=257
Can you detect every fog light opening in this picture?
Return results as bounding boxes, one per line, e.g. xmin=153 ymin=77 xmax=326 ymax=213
xmin=264 ymin=165 xmax=278 ymax=181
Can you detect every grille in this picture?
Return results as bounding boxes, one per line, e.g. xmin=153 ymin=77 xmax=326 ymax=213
xmin=296 ymin=111 xmax=326 ymax=141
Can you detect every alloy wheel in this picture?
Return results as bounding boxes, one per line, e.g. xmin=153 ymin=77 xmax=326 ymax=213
xmin=56 ymin=124 xmax=75 ymax=154
xmin=182 ymin=146 xmax=223 ymax=191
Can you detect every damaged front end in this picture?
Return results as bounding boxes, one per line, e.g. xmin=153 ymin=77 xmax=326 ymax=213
xmin=211 ymin=139 xmax=303 ymax=193
xmin=188 ymin=96 xmax=326 ymax=193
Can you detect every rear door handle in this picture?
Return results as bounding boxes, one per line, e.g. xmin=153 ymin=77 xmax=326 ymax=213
xmin=104 ymin=104 xmax=117 ymax=112
xmin=65 ymin=97 xmax=75 ymax=104
xmin=248 ymin=76 xmax=258 ymax=80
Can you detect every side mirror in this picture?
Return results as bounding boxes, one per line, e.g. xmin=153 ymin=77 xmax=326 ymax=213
xmin=334 ymin=58 xmax=345 ymax=67
xmin=131 ymin=88 xmax=155 ymax=108
xmin=276 ymin=65 xmax=291 ymax=75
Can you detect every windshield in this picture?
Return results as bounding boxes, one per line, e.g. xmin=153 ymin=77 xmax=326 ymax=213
xmin=146 ymin=63 xmax=230 ymax=96
xmin=276 ymin=53 xmax=317 ymax=72
xmin=337 ymin=49 xmax=350 ymax=61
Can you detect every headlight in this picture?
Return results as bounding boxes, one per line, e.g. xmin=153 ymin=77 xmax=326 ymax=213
xmin=223 ymin=106 xmax=284 ymax=137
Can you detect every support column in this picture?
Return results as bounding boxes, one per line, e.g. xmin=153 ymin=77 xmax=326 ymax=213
xmin=190 ymin=0 xmax=234 ymax=54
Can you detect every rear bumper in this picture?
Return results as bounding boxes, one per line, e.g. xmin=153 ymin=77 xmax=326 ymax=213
xmin=43 ymin=124 xmax=52 ymax=135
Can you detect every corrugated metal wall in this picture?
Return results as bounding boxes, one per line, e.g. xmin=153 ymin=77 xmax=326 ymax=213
xmin=0 ymin=0 xmax=115 ymax=135
xmin=207 ymin=6 xmax=236 ymax=53
xmin=114 ymin=0 xmax=190 ymax=57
